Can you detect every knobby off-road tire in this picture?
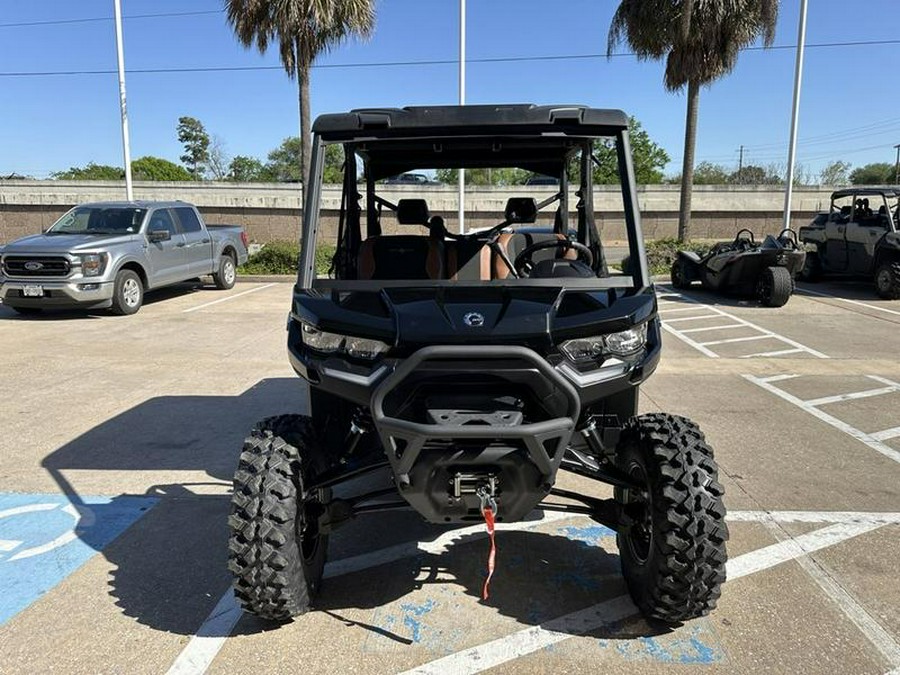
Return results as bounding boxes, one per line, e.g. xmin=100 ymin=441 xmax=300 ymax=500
xmin=757 ymin=266 xmax=793 ymax=307
xmin=228 ymin=415 xmax=330 ymax=621
xmin=212 ymin=253 xmax=237 ymax=290
xmin=110 ymin=269 xmax=143 ymax=315
xmin=670 ymin=259 xmax=690 ymax=290
xmin=874 ymin=261 xmax=900 ymax=300
xmin=615 ymin=413 xmax=728 ymax=624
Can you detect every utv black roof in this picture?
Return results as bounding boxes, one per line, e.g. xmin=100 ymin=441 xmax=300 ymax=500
xmin=312 ymin=104 xmax=629 ymax=139
xmin=831 ymin=188 xmax=900 ymax=199
xmin=314 ymin=105 xmax=630 ymax=179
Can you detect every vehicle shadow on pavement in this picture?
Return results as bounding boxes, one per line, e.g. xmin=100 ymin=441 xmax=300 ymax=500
xmin=40 ymin=377 xmax=307 ymax=635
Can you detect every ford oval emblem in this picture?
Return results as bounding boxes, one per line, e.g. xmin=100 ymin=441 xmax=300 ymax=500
xmin=463 ymin=312 xmax=485 ymax=327
xmin=24 ymin=262 xmax=43 ymax=271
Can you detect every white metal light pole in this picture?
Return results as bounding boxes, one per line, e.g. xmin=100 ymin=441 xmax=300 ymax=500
xmin=782 ymin=0 xmax=808 ymax=229
xmin=113 ymin=0 xmax=134 ymax=200
xmin=458 ymin=0 xmax=466 ymax=234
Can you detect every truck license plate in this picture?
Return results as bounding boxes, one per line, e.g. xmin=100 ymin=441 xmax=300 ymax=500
xmin=22 ymin=285 xmax=43 ymax=297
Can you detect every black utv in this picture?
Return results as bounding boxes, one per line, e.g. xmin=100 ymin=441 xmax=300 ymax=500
xmin=799 ymin=188 xmax=900 ymax=299
xmin=228 ymin=105 xmax=728 ymax=625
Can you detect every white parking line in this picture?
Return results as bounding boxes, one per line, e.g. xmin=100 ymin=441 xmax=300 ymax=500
xmin=798 ymin=287 xmax=900 ymax=317
xmin=744 ymin=374 xmax=900 ymax=465
xmin=699 ymin=334 xmax=775 ymax=347
xmin=182 ymin=284 xmax=276 ymax=313
xmin=763 ymin=521 xmax=900 ymax=669
xmin=871 ymin=427 xmax=900 ymax=442
xmin=803 ymin=387 xmax=896 ymax=408
xmin=400 ymin=521 xmax=886 ymax=675
xmin=656 ymin=286 xmax=829 ymax=359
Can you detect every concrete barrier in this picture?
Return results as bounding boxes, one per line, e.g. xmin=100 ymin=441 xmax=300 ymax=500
xmin=0 ymin=180 xmax=834 ymax=245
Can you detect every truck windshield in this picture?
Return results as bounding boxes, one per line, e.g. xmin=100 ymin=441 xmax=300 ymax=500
xmin=47 ymin=207 xmax=147 ymax=235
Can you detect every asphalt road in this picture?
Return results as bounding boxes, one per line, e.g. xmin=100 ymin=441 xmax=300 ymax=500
xmin=0 ymin=277 xmax=898 ymax=674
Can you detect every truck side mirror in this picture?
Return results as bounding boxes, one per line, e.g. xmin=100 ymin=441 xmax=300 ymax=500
xmin=148 ymin=229 xmax=171 ymax=243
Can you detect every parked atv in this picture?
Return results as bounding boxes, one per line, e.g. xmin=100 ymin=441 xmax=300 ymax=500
xmin=228 ymin=105 xmax=728 ymax=626
xmin=799 ymin=188 xmax=900 ymax=299
xmin=671 ymin=229 xmax=805 ymax=307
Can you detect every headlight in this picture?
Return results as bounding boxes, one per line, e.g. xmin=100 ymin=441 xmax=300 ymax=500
xmin=301 ymin=322 xmax=389 ymax=359
xmin=560 ymin=323 xmax=647 ymax=363
xmin=79 ymin=253 xmax=106 ymax=277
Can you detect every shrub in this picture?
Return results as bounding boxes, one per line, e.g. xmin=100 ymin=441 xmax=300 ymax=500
xmin=621 ymin=238 xmax=712 ymax=276
xmin=237 ymin=240 xmax=336 ymax=276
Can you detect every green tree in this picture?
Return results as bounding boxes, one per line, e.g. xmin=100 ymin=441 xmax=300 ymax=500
xmin=322 ymin=144 xmax=345 ymax=183
xmin=265 ymin=137 xmax=303 ymax=182
xmin=177 ymin=116 xmax=210 ymax=179
xmin=608 ymin=0 xmax=778 ymax=240
xmin=729 ymin=164 xmax=781 ymax=185
xmin=132 ymin=156 xmax=194 ymax=181
xmin=229 ymin=155 xmax=267 ymax=181
xmin=435 ymin=167 xmax=531 ymax=186
xmin=226 ymin=0 xmax=375 ymax=186
xmin=691 ymin=161 xmax=730 ymax=185
xmin=585 ymin=117 xmax=669 ymax=184
xmin=849 ymin=162 xmax=894 ymax=185
xmin=818 ymin=160 xmax=851 ymax=186
xmin=53 ymin=163 xmax=125 ymax=180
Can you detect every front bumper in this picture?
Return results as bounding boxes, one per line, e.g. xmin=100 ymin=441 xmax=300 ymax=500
xmin=0 ymin=276 xmax=115 ymax=309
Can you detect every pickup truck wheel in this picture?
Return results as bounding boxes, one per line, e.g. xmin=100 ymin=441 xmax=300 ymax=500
xmin=757 ymin=266 xmax=793 ymax=307
xmin=110 ymin=270 xmax=143 ymax=315
xmin=874 ymin=261 xmax=900 ymax=299
xmin=213 ymin=254 xmax=237 ymax=290
xmin=615 ymin=413 xmax=728 ymax=624
xmin=228 ymin=415 xmax=329 ymax=621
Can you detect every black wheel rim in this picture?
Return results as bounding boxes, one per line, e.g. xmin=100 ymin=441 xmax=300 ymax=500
xmin=757 ymin=274 xmax=772 ymax=302
xmin=672 ymin=263 xmax=684 ymax=286
xmin=624 ymin=462 xmax=653 ymax=564
xmin=297 ymin=494 xmax=322 ymax=564
xmin=876 ymin=268 xmax=891 ymax=293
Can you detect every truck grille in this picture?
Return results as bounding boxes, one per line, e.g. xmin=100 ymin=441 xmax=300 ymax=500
xmin=3 ymin=256 xmax=71 ymax=278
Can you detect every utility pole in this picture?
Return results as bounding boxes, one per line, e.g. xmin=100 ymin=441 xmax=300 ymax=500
xmin=782 ymin=0 xmax=808 ymax=229
xmin=457 ymin=0 xmax=466 ymax=234
xmin=894 ymin=143 xmax=900 ymax=184
xmin=738 ymin=145 xmax=744 ymax=183
xmin=113 ymin=0 xmax=133 ymax=200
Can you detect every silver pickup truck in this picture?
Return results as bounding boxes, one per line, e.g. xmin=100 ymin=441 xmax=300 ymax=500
xmin=0 ymin=200 xmax=248 ymax=315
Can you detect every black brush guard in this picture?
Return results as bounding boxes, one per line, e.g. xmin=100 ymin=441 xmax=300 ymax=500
xmin=371 ymin=346 xmax=581 ymax=523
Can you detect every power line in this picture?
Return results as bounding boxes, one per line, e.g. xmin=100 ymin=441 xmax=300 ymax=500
xmin=3 ymin=38 xmax=900 ymax=78
xmin=0 ymin=9 xmax=225 ymax=29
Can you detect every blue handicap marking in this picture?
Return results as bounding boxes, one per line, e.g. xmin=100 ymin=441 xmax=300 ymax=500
xmin=0 ymin=492 xmax=157 ymax=625
xmin=598 ymin=623 xmax=725 ymax=664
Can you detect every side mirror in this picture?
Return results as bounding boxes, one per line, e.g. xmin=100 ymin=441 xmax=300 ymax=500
xmin=148 ymin=229 xmax=170 ymax=243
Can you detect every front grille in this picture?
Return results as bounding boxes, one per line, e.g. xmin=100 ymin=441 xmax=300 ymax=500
xmin=3 ymin=256 xmax=70 ymax=278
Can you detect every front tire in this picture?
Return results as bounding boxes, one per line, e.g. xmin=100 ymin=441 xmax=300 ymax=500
xmin=110 ymin=269 xmax=143 ymax=315
xmin=874 ymin=261 xmax=900 ymax=300
xmin=670 ymin=259 xmax=690 ymax=289
xmin=757 ymin=266 xmax=793 ymax=307
xmin=615 ymin=413 xmax=728 ymax=624
xmin=228 ymin=415 xmax=329 ymax=621
xmin=213 ymin=254 xmax=237 ymax=290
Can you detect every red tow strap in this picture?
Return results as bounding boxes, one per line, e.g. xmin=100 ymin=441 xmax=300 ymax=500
xmin=480 ymin=501 xmax=497 ymax=600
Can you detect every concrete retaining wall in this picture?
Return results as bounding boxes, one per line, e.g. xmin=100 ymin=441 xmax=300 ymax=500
xmin=0 ymin=180 xmax=834 ymax=245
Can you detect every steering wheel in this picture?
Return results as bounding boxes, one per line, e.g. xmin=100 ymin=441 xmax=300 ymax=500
xmin=513 ymin=239 xmax=594 ymax=276
xmin=777 ymin=228 xmax=798 ymax=249
xmin=733 ymin=228 xmax=756 ymax=251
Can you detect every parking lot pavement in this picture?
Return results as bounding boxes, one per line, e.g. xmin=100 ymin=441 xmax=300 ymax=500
xmin=0 ymin=280 xmax=898 ymax=674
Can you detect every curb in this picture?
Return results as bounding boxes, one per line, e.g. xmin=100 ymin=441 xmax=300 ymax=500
xmin=236 ymin=275 xmax=295 ymax=283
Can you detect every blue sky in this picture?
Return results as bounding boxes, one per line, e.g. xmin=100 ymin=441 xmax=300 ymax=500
xmin=1 ymin=0 xmax=899 ymax=179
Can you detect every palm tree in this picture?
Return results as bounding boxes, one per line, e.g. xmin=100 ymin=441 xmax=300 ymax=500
xmin=226 ymin=0 xmax=375 ymax=186
xmin=608 ymin=0 xmax=778 ymax=240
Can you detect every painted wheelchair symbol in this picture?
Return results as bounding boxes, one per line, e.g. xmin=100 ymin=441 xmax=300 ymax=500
xmin=0 ymin=502 xmax=94 ymax=562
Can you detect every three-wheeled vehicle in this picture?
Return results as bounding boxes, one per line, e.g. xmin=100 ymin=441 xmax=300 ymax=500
xmin=671 ymin=229 xmax=805 ymax=307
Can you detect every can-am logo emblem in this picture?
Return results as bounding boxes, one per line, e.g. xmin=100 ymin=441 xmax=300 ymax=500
xmin=24 ymin=262 xmax=43 ymax=271
xmin=463 ymin=312 xmax=485 ymax=327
